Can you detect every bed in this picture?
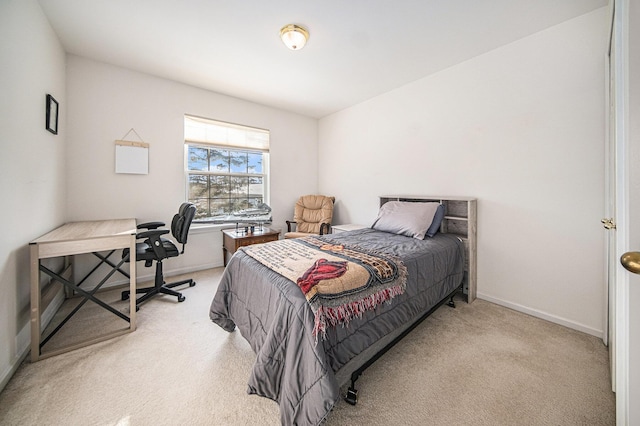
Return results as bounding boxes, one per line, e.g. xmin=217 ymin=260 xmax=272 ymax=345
xmin=209 ymin=196 xmax=477 ymax=425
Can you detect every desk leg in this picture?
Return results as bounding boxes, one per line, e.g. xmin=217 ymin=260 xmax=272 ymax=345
xmin=128 ymin=235 xmax=137 ymax=330
xmin=223 ymin=247 xmax=228 ymax=267
xmin=29 ymin=244 xmax=41 ymax=362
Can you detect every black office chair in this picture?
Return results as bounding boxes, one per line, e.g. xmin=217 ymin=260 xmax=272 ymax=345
xmin=122 ymin=203 xmax=197 ymax=309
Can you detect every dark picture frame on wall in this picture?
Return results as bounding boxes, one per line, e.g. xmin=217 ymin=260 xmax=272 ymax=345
xmin=46 ymin=94 xmax=58 ymax=135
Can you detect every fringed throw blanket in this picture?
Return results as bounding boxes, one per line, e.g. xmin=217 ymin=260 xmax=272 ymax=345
xmin=242 ymin=236 xmax=407 ymax=338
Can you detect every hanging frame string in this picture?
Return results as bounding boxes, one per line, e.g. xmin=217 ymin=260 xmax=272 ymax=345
xmin=121 ymin=128 xmax=145 ymax=142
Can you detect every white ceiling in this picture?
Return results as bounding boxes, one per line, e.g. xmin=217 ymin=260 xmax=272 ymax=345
xmin=38 ymin=0 xmax=607 ymax=118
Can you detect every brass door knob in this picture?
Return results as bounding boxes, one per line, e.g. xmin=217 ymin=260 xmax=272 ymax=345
xmin=621 ymin=251 xmax=640 ymax=274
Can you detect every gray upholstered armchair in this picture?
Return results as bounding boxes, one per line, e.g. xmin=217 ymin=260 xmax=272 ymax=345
xmin=285 ymin=195 xmax=335 ymax=239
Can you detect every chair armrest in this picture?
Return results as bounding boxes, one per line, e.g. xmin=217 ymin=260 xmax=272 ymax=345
xmin=137 ymin=229 xmax=170 ymax=259
xmin=137 ymin=229 xmax=169 ymax=240
xmin=137 ymin=221 xmax=165 ymax=230
xmin=319 ymin=223 xmax=331 ymax=235
xmin=286 ymin=220 xmax=297 ymax=232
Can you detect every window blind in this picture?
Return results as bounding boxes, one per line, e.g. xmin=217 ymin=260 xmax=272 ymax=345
xmin=184 ymin=115 xmax=269 ymax=152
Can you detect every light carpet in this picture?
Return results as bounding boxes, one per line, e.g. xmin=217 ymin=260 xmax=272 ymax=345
xmin=0 ymin=268 xmax=615 ymax=425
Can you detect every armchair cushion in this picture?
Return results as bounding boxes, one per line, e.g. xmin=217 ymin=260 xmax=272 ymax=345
xmin=293 ymin=195 xmax=334 ymax=234
xmin=284 ymin=231 xmax=318 ymax=239
xmin=285 ymin=195 xmax=335 ymax=238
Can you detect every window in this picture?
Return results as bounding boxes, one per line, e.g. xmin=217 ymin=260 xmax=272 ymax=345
xmin=184 ymin=115 xmax=269 ymax=221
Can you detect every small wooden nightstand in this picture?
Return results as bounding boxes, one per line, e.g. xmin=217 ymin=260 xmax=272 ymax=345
xmin=222 ymin=227 xmax=280 ymax=266
xmin=331 ymin=224 xmax=368 ymax=233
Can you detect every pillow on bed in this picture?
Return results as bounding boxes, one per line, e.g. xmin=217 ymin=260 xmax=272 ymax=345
xmin=425 ymin=203 xmax=445 ymax=238
xmin=371 ymin=201 xmax=440 ymax=240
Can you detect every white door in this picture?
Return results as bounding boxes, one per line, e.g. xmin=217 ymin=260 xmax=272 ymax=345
xmin=604 ymin=34 xmax=617 ymax=388
xmin=610 ymin=0 xmax=638 ymax=423
xmin=625 ymin=0 xmax=639 ymax=421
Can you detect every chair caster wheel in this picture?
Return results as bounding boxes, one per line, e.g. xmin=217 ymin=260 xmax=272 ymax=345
xmin=345 ymin=387 xmax=358 ymax=405
xmin=178 ymin=295 xmax=185 ymax=302
xmin=190 ymin=281 xmax=196 ymax=287
xmin=122 ymin=292 xmax=130 ymax=301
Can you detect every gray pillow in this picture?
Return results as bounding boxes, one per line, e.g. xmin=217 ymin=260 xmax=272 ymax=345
xmin=372 ymin=201 xmax=440 ymax=239
xmin=425 ymin=204 xmax=445 ymax=238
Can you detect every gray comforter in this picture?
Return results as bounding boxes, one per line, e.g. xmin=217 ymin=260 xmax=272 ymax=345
xmin=209 ymin=229 xmax=465 ymax=425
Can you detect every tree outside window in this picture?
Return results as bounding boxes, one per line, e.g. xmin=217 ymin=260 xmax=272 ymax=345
xmin=186 ymin=146 xmax=267 ymax=220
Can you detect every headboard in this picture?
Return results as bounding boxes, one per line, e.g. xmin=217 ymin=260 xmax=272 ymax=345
xmin=379 ymin=195 xmax=477 ymax=303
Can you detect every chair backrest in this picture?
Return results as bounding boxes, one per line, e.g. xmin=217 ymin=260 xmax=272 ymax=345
xmin=171 ymin=203 xmax=196 ymax=248
xmin=293 ymin=195 xmax=334 ymax=234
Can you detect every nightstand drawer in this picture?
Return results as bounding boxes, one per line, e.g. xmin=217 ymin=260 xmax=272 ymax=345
xmin=222 ymin=227 xmax=280 ymax=266
xmin=236 ymin=234 xmax=277 ymax=247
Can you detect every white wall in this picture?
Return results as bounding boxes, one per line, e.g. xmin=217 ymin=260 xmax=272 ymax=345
xmin=66 ymin=56 xmax=318 ymax=279
xmin=319 ymin=9 xmax=608 ymax=336
xmin=0 ymin=0 xmax=66 ymax=389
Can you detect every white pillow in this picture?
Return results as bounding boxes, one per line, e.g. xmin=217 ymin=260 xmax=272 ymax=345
xmin=371 ymin=201 xmax=440 ymax=239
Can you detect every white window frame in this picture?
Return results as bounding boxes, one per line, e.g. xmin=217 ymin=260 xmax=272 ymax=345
xmin=184 ymin=115 xmax=270 ymax=222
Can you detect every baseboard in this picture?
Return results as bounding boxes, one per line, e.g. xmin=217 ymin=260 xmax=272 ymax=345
xmin=0 ymin=360 xmax=19 ymax=394
xmin=102 ymin=261 xmax=220 ymax=288
xmin=0 ymin=262 xmax=218 ymax=393
xmin=1 ymin=285 xmax=65 ymax=393
xmin=476 ymin=292 xmax=603 ymax=339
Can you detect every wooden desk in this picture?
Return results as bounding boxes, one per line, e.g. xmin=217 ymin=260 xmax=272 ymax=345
xmin=222 ymin=227 xmax=280 ymax=266
xmin=29 ymin=219 xmax=137 ymax=361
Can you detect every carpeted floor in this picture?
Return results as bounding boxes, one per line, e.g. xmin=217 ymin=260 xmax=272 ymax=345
xmin=0 ymin=268 xmax=615 ymax=425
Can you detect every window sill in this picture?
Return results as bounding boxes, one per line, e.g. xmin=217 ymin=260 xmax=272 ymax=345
xmin=189 ymin=223 xmax=233 ymax=235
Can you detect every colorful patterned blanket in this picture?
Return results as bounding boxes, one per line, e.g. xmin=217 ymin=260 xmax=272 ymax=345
xmin=242 ymin=236 xmax=407 ymax=338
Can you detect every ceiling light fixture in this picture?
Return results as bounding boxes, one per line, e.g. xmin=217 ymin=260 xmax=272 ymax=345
xmin=280 ymin=24 xmax=309 ymax=50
